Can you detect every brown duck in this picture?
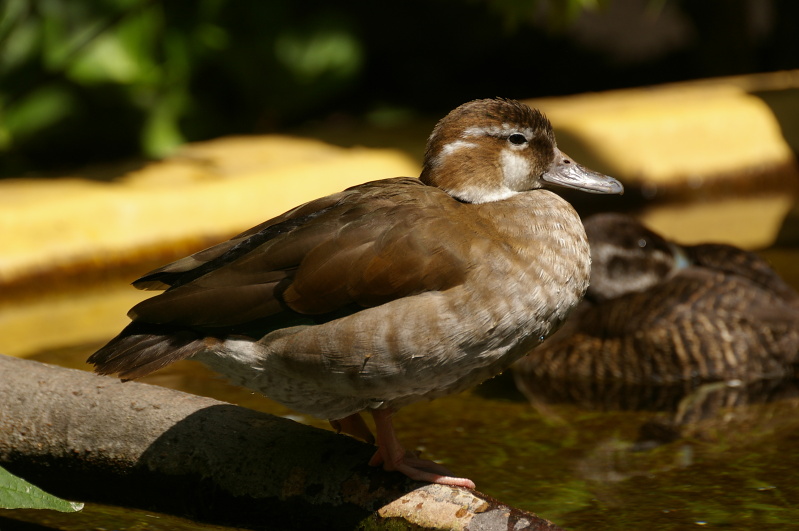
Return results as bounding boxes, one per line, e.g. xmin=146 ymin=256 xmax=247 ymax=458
xmin=88 ymin=98 xmax=623 ymax=488
xmin=515 ymin=213 xmax=799 ymax=395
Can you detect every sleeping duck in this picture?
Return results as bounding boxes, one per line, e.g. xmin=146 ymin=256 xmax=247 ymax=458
xmin=514 ymin=212 xmax=799 ymax=398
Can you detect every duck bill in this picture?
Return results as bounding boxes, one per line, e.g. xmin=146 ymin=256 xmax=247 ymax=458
xmin=542 ymin=149 xmax=624 ymax=195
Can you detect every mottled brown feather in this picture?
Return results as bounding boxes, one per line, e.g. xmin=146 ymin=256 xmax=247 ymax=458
xmin=516 ymin=214 xmax=799 ymax=387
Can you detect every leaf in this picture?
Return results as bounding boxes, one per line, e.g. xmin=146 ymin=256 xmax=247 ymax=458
xmin=0 ymin=465 xmax=83 ymax=512
xmin=0 ymin=85 xmax=75 ymax=142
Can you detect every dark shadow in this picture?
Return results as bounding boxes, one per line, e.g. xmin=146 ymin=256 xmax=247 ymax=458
xmin=754 ymin=88 xmax=799 ymax=157
xmin=132 ymin=405 xmax=400 ymax=530
xmin=6 ymin=404 xmax=409 ymax=531
xmin=755 ymin=86 xmax=799 ymax=247
xmin=774 ymin=206 xmax=799 ymax=247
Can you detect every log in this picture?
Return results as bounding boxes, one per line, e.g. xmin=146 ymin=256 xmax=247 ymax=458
xmin=0 ymin=355 xmax=562 ymax=530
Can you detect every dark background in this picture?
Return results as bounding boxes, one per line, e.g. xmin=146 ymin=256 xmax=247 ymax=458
xmin=1 ymin=0 xmax=797 ymax=177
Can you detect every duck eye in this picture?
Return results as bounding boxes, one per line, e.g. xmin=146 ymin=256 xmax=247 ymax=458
xmin=508 ymin=133 xmax=527 ymax=145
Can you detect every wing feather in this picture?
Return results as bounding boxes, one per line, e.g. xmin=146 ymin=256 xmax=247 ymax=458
xmin=129 ymin=178 xmax=472 ymax=328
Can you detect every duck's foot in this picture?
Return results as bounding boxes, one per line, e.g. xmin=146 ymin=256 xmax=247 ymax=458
xmin=368 ymin=408 xmax=476 ymax=489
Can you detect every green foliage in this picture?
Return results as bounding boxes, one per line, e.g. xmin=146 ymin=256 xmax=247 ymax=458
xmin=0 ymin=0 xmax=636 ymax=176
xmin=0 ymin=0 xmax=373 ymax=174
xmin=0 ymin=465 xmax=83 ymax=512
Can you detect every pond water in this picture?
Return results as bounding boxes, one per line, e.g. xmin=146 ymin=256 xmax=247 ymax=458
xmin=3 ymin=198 xmax=799 ymax=530
xmin=9 ymin=241 xmax=799 ymax=530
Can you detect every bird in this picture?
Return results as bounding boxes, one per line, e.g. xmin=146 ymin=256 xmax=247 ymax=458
xmin=88 ymin=98 xmax=623 ymax=488
xmin=514 ymin=212 xmax=799 ymax=402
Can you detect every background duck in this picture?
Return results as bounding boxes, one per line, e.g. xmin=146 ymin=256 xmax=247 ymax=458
xmin=88 ymin=98 xmax=623 ymax=488
xmin=514 ymin=212 xmax=799 ymax=402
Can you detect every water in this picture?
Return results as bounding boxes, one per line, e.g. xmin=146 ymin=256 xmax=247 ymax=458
xmin=11 ymin=321 xmax=799 ymax=529
xmin=3 ymin=208 xmax=799 ymax=530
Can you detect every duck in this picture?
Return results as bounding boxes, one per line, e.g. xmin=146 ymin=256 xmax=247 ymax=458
xmin=514 ymin=212 xmax=799 ymax=400
xmin=88 ymin=98 xmax=623 ymax=488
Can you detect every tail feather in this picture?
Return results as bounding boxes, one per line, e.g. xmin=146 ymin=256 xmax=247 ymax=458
xmin=88 ymin=322 xmax=208 ymax=380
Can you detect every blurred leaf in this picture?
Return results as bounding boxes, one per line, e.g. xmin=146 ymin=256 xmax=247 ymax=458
xmin=68 ymin=33 xmax=145 ymax=84
xmin=142 ymin=91 xmax=186 ymax=157
xmin=0 ymin=0 xmax=28 ymax=37
xmin=39 ymin=1 xmax=93 ymax=69
xmin=0 ymin=85 xmax=74 ymax=149
xmin=275 ymin=27 xmax=363 ymax=84
xmin=138 ymin=27 xmax=191 ymax=157
xmin=0 ymin=1 xmax=41 ymax=74
xmin=0 ymin=465 xmax=83 ymax=512
xmin=66 ymin=5 xmax=160 ymax=85
xmin=196 ymin=23 xmax=229 ymax=50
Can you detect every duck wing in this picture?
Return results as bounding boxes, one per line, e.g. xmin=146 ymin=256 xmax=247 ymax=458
xmin=90 ymin=177 xmax=478 ymax=379
xmin=126 ymin=177 xmax=469 ymax=328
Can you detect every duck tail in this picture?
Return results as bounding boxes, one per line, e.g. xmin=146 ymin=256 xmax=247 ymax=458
xmin=87 ymin=322 xmax=207 ymax=380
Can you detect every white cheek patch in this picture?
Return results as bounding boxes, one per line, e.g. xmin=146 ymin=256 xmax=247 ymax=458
xmin=500 ymin=149 xmax=532 ymax=191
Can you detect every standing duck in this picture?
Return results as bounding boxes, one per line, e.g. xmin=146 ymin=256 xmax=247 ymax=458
xmin=88 ymin=98 xmax=623 ymax=488
xmin=515 ymin=212 xmax=799 ymax=399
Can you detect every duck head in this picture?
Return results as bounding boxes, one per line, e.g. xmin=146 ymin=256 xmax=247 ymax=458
xmin=585 ymin=213 xmax=799 ymax=305
xmin=420 ymin=98 xmax=623 ymax=203
xmin=584 ymin=213 xmax=690 ymax=302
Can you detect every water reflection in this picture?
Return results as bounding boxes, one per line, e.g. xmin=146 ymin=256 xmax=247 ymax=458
xmin=513 ymin=373 xmax=799 ymax=446
xmin=13 ymin=208 xmax=799 ymax=529
xmin=507 ymin=212 xmax=799 ymax=515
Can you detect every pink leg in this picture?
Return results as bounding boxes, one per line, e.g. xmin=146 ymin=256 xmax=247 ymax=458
xmin=330 ymin=413 xmax=375 ymax=444
xmin=368 ymin=408 xmax=476 ymax=489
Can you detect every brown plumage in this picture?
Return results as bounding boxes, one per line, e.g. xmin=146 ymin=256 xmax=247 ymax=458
xmin=515 ymin=213 xmax=799 ymax=399
xmin=88 ymin=98 xmax=623 ymax=488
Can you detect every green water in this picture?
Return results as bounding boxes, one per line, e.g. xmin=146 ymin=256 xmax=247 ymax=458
xmin=5 ymin=340 xmax=798 ymax=530
xmin=3 ymin=248 xmax=799 ymax=530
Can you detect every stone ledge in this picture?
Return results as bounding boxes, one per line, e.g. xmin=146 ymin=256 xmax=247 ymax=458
xmin=527 ymin=70 xmax=799 ymax=192
xmin=0 ymin=136 xmax=420 ymax=289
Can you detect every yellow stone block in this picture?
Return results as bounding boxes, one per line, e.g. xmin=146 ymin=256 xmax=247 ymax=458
xmin=0 ymin=136 xmax=420 ymax=286
xmin=529 ymin=84 xmax=796 ymax=185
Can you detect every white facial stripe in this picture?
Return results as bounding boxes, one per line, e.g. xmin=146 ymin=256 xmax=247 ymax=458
xmin=439 ymin=140 xmax=478 ymax=158
xmin=462 ymin=123 xmax=536 ymax=140
xmin=432 ymin=140 xmax=478 ymax=170
xmin=500 ymin=149 xmax=532 ymax=191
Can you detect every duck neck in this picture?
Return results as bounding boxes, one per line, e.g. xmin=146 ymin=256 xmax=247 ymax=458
xmin=475 ymin=190 xmax=588 ymax=266
xmin=473 ymin=189 xmax=592 ymax=328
